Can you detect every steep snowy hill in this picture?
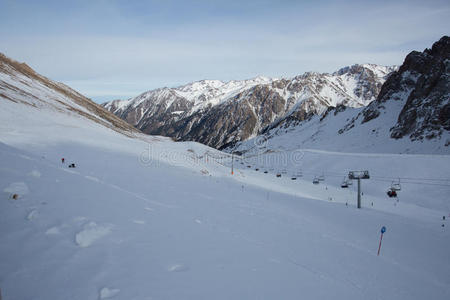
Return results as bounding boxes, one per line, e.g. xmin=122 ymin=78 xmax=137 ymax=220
xmin=0 ymin=53 xmax=138 ymax=136
xmin=103 ymin=64 xmax=395 ymax=149
xmin=234 ymin=36 xmax=450 ymax=155
xmin=1 ymin=53 xmax=450 ymax=300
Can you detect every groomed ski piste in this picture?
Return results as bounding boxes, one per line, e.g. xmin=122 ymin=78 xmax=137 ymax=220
xmin=1 ymin=97 xmax=450 ymax=299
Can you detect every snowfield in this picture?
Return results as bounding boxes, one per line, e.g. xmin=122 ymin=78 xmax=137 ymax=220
xmin=1 ymin=97 xmax=450 ymax=299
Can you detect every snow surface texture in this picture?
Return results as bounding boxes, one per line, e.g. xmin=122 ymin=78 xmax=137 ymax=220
xmin=1 ymin=134 xmax=450 ymax=299
xmin=1 ymin=66 xmax=450 ymax=299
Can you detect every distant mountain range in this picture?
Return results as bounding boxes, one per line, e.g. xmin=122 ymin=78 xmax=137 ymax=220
xmin=1 ymin=36 xmax=447 ymax=155
xmin=102 ymin=64 xmax=396 ymax=149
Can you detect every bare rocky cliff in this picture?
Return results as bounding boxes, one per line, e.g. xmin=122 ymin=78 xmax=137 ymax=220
xmin=341 ymin=36 xmax=449 ymax=143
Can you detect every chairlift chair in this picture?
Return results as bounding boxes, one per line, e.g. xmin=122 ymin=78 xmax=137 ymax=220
xmin=391 ymin=178 xmax=401 ymax=191
xmin=341 ymin=178 xmax=349 ymax=188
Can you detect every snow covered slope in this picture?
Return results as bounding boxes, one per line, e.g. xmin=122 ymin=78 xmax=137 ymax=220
xmin=103 ymin=64 xmax=395 ymax=148
xmin=0 ymin=53 xmax=138 ymax=137
xmin=1 ymin=54 xmax=450 ymax=300
xmin=2 ymin=139 xmax=450 ymax=300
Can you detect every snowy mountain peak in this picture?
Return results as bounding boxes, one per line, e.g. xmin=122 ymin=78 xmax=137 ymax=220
xmin=103 ymin=64 xmax=394 ymax=149
xmin=334 ymin=64 xmax=397 ymax=78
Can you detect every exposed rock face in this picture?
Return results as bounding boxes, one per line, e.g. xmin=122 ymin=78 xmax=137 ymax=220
xmin=389 ymin=36 xmax=450 ymax=140
xmin=233 ymin=37 xmax=449 ymax=155
xmin=103 ymin=64 xmax=394 ymax=149
xmin=168 ymin=84 xmax=288 ymax=149
xmin=344 ymin=36 xmax=449 ymax=142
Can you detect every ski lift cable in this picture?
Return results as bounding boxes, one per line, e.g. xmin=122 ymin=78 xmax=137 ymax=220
xmin=222 ymin=154 xmax=450 ymax=185
xmin=236 ymin=165 xmax=450 ymax=185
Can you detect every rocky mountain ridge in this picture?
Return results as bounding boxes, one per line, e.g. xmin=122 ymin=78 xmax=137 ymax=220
xmin=0 ymin=53 xmax=138 ymax=136
xmin=103 ymin=64 xmax=395 ymax=149
xmin=234 ymin=36 xmax=449 ymax=154
xmin=339 ymin=36 xmax=449 ymax=143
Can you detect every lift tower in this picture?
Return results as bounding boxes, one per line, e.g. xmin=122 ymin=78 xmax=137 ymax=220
xmin=348 ymin=171 xmax=370 ymax=209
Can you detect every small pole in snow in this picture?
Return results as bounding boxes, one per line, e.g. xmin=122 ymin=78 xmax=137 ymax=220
xmin=357 ymin=178 xmax=361 ymax=208
xmin=378 ymin=226 xmax=386 ymax=256
xmin=231 ymin=152 xmax=234 ymax=175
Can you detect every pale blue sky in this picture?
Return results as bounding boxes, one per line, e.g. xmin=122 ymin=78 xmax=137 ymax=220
xmin=1 ymin=0 xmax=449 ymax=103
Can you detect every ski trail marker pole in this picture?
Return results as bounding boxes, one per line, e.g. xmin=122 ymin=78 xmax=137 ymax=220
xmin=378 ymin=226 xmax=386 ymax=256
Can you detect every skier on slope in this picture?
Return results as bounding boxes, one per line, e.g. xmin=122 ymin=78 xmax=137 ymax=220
xmin=62 ymin=158 xmax=65 ymax=163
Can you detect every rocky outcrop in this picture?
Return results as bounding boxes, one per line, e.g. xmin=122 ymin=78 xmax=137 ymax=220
xmin=389 ymin=36 xmax=449 ymax=140
xmin=342 ymin=36 xmax=449 ymax=142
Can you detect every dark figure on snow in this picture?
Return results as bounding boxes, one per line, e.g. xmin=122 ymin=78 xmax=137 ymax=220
xmin=62 ymin=158 xmax=65 ymax=163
